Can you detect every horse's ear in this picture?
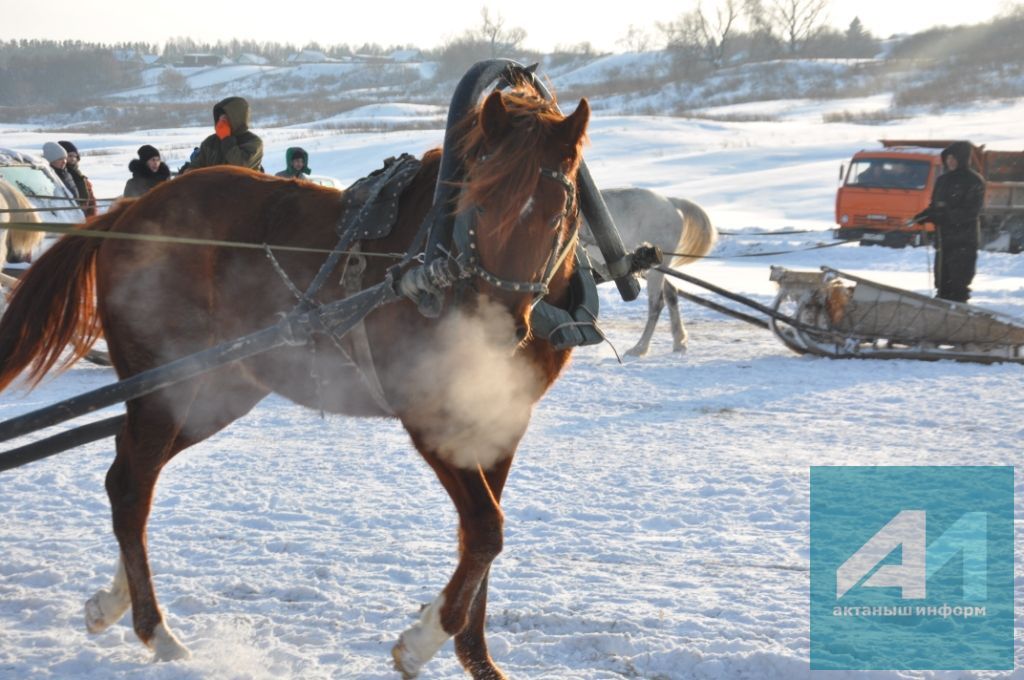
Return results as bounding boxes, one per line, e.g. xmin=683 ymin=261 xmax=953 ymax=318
xmin=480 ymin=91 xmax=509 ymax=142
xmin=558 ymin=98 xmax=590 ymax=150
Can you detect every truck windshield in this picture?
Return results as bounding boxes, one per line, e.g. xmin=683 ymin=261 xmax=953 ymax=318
xmin=845 ymin=160 xmax=931 ymax=190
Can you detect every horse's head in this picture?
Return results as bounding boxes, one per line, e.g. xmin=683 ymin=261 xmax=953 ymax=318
xmin=455 ymin=84 xmax=590 ymax=336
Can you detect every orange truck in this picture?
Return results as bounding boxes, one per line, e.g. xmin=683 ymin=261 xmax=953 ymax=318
xmin=834 ymin=140 xmax=1024 ymax=252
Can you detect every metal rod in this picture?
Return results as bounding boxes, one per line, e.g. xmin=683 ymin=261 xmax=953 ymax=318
xmin=674 ymin=289 xmax=770 ymax=329
xmin=0 ymin=415 xmax=124 ymax=473
xmin=0 ymin=322 xmax=297 ymax=444
xmin=656 ymin=265 xmax=845 ymax=340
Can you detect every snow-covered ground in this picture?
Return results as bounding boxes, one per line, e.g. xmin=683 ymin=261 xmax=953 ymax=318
xmin=1 ymin=93 xmax=1023 ymax=679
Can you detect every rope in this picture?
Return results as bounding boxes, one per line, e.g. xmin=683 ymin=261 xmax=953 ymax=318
xmin=19 ymin=193 xmax=119 ymax=204
xmin=663 ymin=239 xmax=852 ymax=261
xmin=0 ymin=204 xmax=95 ymax=213
xmin=716 ymin=228 xmax=821 ymax=236
xmin=1 ymin=220 xmax=407 ymax=259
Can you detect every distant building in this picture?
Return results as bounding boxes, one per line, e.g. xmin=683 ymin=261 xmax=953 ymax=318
xmin=237 ymin=53 xmax=269 ymax=65
xmin=180 ymin=53 xmax=224 ymax=67
xmin=287 ymin=50 xmax=340 ymax=64
xmin=389 ymin=49 xmax=421 ymax=63
xmin=111 ymin=49 xmax=160 ymax=65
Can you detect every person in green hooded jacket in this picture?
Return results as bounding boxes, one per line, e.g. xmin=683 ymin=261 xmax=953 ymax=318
xmin=275 ymin=147 xmax=311 ymax=179
xmin=190 ymin=96 xmax=264 ymax=171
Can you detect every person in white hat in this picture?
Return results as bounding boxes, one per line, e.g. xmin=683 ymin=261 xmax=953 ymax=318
xmin=42 ymin=142 xmax=79 ymax=200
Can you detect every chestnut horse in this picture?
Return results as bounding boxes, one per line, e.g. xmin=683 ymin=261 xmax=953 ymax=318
xmin=0 ymin=84 xmax=590 ymax=679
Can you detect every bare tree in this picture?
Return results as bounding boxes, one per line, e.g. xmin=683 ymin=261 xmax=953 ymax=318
xmin=618 ymin=24 xmax=653 ymax=52
xmin=764 ymin=0 xmax=830 ymax=55
xmin=478 ymin=7 xmax=527 ymax=57
xmin=659 ymin=0 xmax=741 ymax=69
xmin=693 ymin=0 xmax=741 ymax=67
xmin=157 ymin=68 xmax=191 ymax=98
xmin=432 ymin=8 xmax=527 ymax=80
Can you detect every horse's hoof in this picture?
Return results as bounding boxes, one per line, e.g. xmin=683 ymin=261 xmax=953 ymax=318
xmin=672 ymin=344 xmax=688 ymax=354
xmin=624 ymin=347 xmax=648 ymax=358
xmin=148 ymin=622 xmax=191 ymax=662
xmin=84 ymin=590 xmax=128 ymax=634
xmin=391 ymin=639 xmax=420 ymax=679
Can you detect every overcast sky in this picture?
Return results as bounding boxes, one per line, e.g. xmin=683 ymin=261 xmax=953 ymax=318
xmin=2 ymin=0 xmax=1016 ymax=52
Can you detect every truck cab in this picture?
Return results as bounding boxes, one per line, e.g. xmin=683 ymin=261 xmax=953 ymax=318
xmin=835 ymin=139 xmax=1024 ymax=252
xmin=834 ymin=143 xmax=944 ymax=247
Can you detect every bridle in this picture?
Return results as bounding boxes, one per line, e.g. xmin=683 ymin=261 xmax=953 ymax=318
xmin=451 ymin=163 xmax=579 ymax=306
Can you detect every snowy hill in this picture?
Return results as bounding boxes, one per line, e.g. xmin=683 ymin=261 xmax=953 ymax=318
xmin=9 ymin=47 xmax=1018 ymax=132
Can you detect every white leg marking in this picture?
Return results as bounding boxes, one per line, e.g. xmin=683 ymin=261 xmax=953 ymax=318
xmin=85 ymin=557 xmax=131 ymax=634
xmin=392 ymin=594 xmax=450 ymax=679
xmin=149 ymin=621 xmax=191 ymax=662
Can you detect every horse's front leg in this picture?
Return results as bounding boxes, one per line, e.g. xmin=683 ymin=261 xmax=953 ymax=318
xmin=626 ymin=271 xmax=666 ymax=357
xmin=392 ymin=450 xmax=513 ymax=680
xmin=662 ymin=279 xmax=688 ymax=352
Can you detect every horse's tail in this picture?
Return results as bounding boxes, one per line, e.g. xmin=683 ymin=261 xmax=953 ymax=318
xmin=667 ymin=197 xmax=718 ymax=267
xmin=0 ymin=178 xmax=45 ymax=259
xmin=0 ymin=208 xmax=119 ymax=392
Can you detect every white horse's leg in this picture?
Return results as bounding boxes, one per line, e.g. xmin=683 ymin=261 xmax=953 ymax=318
xmin=393 ymin=594 xmax=450 ymax=678
xmin=662 ymin=279 xmax=688 ymax=353
xmin=626 ymin=272 xmax=665 ymax=357
xmin=85 ymin=555 xmax=131 ymax=633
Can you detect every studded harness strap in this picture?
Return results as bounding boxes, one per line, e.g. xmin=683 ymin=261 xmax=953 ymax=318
xmin=451 ymin=164 xmax=580 ymax=307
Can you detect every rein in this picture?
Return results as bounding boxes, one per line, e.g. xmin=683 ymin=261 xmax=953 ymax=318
xmin=0 ymin=220 xmax=407 ymax=259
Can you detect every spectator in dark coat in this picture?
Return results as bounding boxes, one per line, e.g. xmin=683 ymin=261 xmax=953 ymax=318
xmin=42 ymin=142 xmax=79 ymax=201
xmin=275 ymin=147 xmax=311 ymax=179
xmin=190 ymin=96 xmax=263 ymax=171
xmin=913 ymin=141 xmax=986 ymax=303
xmin=123 ymin=145 xmax=171 ymax=198
xmin=57 ymin=140 xmax=97 ymax=216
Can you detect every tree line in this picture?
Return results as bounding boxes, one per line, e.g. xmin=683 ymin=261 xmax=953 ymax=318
xmin=2 ymin=3 xmax=1023 ymax=108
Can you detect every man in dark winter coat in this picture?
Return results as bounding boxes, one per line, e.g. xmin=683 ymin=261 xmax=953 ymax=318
xmin=275 ymin=147 xmax=311 ymax=179
xmin=190 ymin=96 xmax=263 ymax=171
xmin=123 ymin=145 xmax=171 ymax=198
xmin=913 ymin=141 xmax=985 ymax=303
xmin=57 ymin=141 xmax=97 ymax=216
xmin=42 ymin=141 xmax=79 ymax=202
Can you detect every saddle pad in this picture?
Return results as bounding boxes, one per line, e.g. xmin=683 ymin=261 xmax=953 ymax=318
xmin=336 ymin=153 xmax=423 ymax=241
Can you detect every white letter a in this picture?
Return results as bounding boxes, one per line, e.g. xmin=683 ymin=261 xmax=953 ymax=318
xmin=836 ymin=510 xmax=926 ymax=599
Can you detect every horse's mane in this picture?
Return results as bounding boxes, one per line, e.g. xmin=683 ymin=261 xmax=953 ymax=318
xmin=0 ymin=178 xmax=44 ymax=258
xmin=0 ymin=178 xmax=40 ymax=224
xmin=456 ymin=79 xmax=582 ymax=243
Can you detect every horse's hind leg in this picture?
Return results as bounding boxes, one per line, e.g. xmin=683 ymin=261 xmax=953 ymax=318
xmin=96 ymin=407 xmax=192 ymax=661
xmin=393 ymin=450 xmax=512 ymax=680
xmin=85 ymin=554 xmax=130 ymax=634
xmin=663 ymin=278 xmax=687 ymax=352
xmin=87 ymin=372 xmax=267 ymax=661
xmin=626 ymin=271 xmax=666 ymax=357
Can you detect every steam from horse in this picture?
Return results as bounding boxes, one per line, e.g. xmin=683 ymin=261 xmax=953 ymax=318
xmin=0 ymin=67 xmax=592 ymax=680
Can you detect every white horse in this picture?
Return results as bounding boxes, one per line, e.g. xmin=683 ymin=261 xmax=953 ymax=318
xmin=583 ymin=188 xmax=717 ymax=356
xmin=0 ymin=178 xmax=46 ymax=293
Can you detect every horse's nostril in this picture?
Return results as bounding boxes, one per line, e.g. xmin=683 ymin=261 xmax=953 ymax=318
xmin=515 ymin=325 xmax=528 ymax=342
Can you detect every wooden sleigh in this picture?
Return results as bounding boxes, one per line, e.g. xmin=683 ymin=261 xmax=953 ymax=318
xmin=769 ymin=266 xmax=1024 ymax=363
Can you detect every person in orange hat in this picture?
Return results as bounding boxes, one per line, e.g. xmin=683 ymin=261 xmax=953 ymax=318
xmin=190 ymin=96 xmax=263 ymax=171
